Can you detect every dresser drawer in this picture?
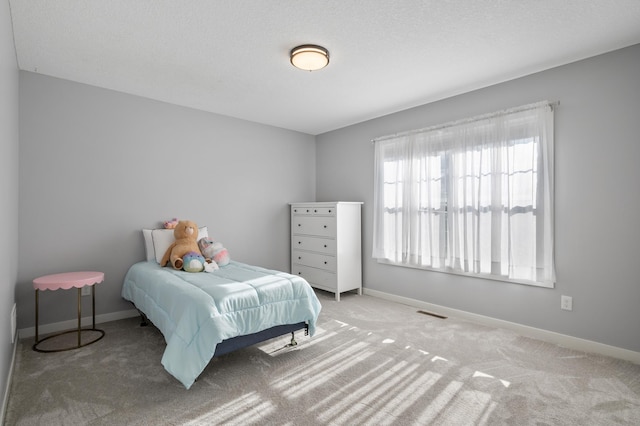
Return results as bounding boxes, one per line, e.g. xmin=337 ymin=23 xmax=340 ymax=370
xmin=292 ymin=235 xmax=336 ymax=254
xmin=292 ymin=216 xmax=335 ymax=237
xmin=292 ymin=265 xmax=337 ymax=290
xmin=291 ymin=206 xmax=336 ymax=216
xmin=292 ymin=250 xmax=336 ymax=272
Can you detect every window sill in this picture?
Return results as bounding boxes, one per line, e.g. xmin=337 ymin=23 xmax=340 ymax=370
xmin=375 ymin=258 xmax=554 ymax=289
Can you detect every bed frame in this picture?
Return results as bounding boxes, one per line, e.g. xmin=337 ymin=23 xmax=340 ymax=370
xmin=135 ymin=308 xmax=308 ymax=357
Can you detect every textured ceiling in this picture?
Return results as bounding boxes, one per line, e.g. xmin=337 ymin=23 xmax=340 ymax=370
xmin=8 ymin=1 xmax=640 ymax=135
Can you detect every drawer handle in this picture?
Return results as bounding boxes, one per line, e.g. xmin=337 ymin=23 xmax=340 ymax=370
xmin=298 ymin=241 xmax=302 ymax=245
xmin=294 ymin=209 xmax=297 ymax=213
xmin=324 ymin=244 xmax=327 ymax=247
xmin=298 ymin=256 xmax=302 ymax=260
xmin=298 ymin=224 xmax=301 ymax=227
xmin=324 ymin=261 xmax=327 ymax=264
xmin=314 ymin=209 xmax=317 ymax=212
xmin=323 ymin=225 xmax=327 ymax=228
xmin=329 ymin=210 xmax=332 ymax=213
xmin=306 ymin=209 xmax=310 ymax=212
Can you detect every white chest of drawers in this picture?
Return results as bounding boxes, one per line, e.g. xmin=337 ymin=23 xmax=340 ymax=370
xmin=290 ymin=202 xmax=363 ymax=301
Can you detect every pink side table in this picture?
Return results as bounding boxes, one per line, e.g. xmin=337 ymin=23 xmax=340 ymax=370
xmin=32 ymin=271 xmax=106 ymax=352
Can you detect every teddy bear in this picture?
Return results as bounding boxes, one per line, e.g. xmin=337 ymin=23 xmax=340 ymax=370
xmin=197 ymin=237 xmax=230 ymax=267
xmin=160 ymin=220 xmax=202 ymax=270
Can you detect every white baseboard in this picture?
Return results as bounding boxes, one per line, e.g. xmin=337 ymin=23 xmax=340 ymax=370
xmin=1 ymin=335 xmax=19 ymax=425
xmin=18 ymin=309 xmax=139 ymax=339
xmin=364 ymin=288 xmax=640 ymax=365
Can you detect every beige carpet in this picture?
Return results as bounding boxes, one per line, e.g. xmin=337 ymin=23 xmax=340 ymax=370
xmin=5 ymin=290 xmax=640 ymax=425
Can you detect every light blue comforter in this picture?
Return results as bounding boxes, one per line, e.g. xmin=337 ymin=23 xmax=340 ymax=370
xmin=122 ymin=260 xmax=322 ymax=389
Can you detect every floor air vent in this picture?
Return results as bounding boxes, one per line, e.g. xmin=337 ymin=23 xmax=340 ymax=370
xmin=417 ymin=310 xmax=447 ymax=319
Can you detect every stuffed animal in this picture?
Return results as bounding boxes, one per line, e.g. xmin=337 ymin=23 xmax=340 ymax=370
xmin=163 ymin=217 xmax=179 ymax=229
xmin=182 ymin=251 xmax=206 ymax=272
xmin=204 ymin=259 xmax=219 ymax=272
xmin=198 ymin=237 xmax=230 ymax=267
xmin=160 ymin=220 xmax=202 ymax=270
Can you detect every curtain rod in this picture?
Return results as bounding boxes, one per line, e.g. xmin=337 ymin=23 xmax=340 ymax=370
xmin=372 ymin=100 xmax=559 ymax=144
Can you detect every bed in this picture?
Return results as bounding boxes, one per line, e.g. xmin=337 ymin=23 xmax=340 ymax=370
xmin=121 ymin=227 xmax=322 ymax=389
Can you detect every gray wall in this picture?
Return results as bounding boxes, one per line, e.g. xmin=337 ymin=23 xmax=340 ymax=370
xmin=17 ymin=72 xmax=316 ymax=328
xmin=316 ymin=44 xmax=640 ymax=353
xmin=1 ymin=0 xmax=19 ymax=413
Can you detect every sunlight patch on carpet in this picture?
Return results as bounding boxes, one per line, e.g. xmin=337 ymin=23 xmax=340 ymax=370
xmin=272 ymin=341 xmax=374 ymax=397
xmin=319 ymin=360 xmax=419 ymax=424
xmin=473 ymin=370 xmax=511 ymax=388
xmin=183 ymin=391 xmax=276 ymax=426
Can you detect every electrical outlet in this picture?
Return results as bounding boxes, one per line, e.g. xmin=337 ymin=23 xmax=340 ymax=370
xmin=81 ymin=286 xmax=92 ymax=296
xmin=561 ymin=295 xmax=573 ymax=311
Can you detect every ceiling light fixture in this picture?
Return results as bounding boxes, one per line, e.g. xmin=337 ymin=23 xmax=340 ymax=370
xmin=290 ymin=44 xmax=330 ymax=71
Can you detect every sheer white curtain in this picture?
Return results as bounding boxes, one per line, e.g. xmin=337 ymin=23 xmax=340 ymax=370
xmin=373 ymin=102 xmax=555 ymax=287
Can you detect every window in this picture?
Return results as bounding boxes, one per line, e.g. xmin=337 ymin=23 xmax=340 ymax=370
xmin=372 ymin=102 xmax=555 ymax=287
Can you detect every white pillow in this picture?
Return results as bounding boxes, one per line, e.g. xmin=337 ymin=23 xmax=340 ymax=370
xmin=143 ymin=226 xmax=208 ymax=264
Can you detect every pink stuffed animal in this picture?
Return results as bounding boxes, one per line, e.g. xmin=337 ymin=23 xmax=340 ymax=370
xmin=163 ymin=217 xmax=179 ymax=229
